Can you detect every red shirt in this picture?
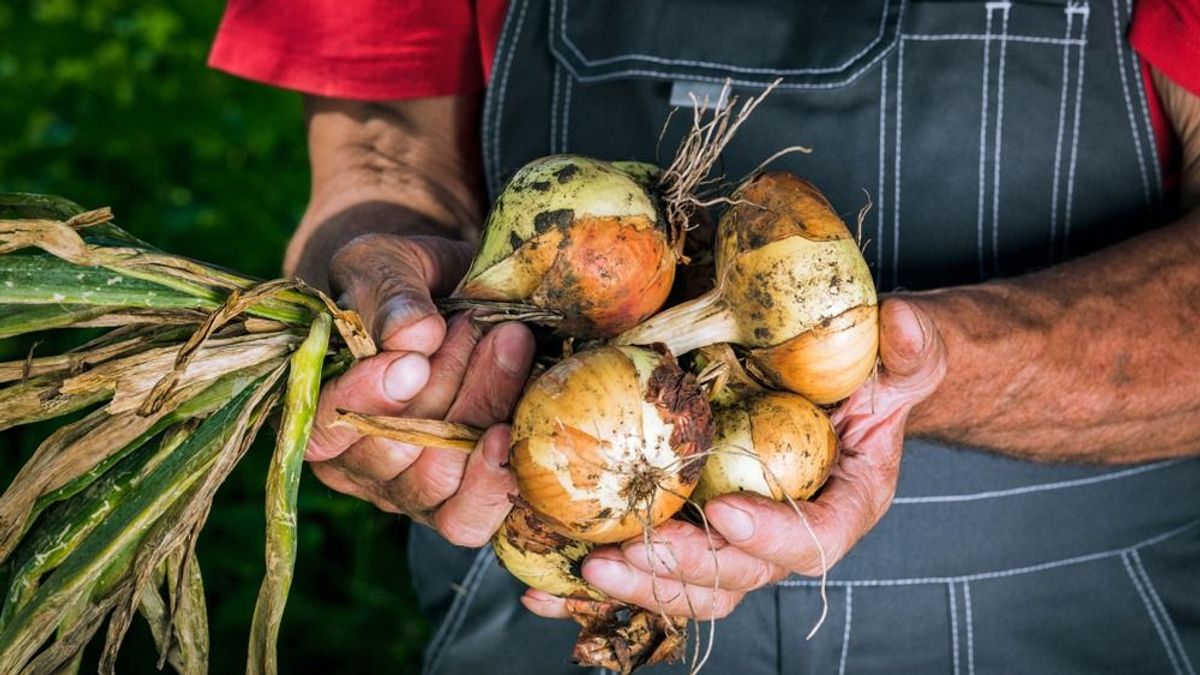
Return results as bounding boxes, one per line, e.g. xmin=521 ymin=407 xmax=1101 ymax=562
xmin=209 ymin=0 xmax=1196 ymax=168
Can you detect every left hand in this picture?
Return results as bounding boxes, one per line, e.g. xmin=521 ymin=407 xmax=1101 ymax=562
xmin=522 ymin=297 xmax=947 ymax=621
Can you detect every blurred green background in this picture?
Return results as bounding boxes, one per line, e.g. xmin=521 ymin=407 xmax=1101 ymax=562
xmin=0 ymin=0 xmax=428 ymax=671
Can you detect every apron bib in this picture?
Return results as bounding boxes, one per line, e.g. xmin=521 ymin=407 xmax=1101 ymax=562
xmin=412 ymin=1 xmax=1200 ymax=672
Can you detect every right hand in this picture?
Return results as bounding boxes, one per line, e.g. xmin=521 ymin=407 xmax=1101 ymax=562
xmin=303 ymin=233 xmax=536 ymax=547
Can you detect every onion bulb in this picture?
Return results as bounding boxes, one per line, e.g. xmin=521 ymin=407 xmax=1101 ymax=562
xmin=492 ymin=501 xmax=603 ymax=600
xmin=617 ymin=172 xmax=878 ymax=404
xmin=511 ymin=344 xmax=712 ymax=544
xmin=690 ymin=347 xmax=838 ymax=506
xmin=453 ymin=155 xmax=676 ymax=338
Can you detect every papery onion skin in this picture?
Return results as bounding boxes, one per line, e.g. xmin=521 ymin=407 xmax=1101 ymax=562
xmin=691 ymin=391 xmax=838 ymax=506
xmin=454 ymin=155 xmax=675 ymax=338
xmin=492 ymin=501 xmax=603 ymax=601
xmin=510 ymin=345 xmax=712 ymax=544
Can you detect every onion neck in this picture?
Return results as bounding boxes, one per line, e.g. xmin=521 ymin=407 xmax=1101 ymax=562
xmin=614 ymin=290 xmax=740 ymax=357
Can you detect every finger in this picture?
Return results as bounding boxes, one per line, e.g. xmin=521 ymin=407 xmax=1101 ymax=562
xmin=521 ymin=590 xmax=571 ymax=619
xmin=582 ymin=549 xmax=745 ymax=620
xmin=432 ymin=425 xmax=518 ymax=547
xmin=333 ymin=435 xmax=423 ymax=484
xmin=443 ymin=322 xmax=536 ymax=428
xmin=403 ymin=312 xmax=484 ymax=420
xmin=385 ymin=322 xmax=534 ymax=511
xmin=706 ymin=406 xmax=908 ymax=577
xmin=619 ymin=520 xmax=774 ymax=592
xmin=330 ymin=234 xmax=475 ymax=354
xmin=306 ymin=350 xmax=430 ymax=462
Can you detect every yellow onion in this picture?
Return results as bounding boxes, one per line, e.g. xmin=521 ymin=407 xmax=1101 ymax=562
xmin=492 ymin=501 xmax=603 ymax=601
xmin=617 ymin=172 xmax=878 ymax=404
xmin=690 ymin=348 xmax=838 ymax=506
xmin=453 ymin=155 xmax=676 ymax=338
xmin=511 ymin=345 xmax=712 ymax=544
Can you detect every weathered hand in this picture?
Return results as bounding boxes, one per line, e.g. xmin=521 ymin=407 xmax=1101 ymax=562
xmin=303 ymin=233 xmax=536 ymax=546
xmin=523 ymin=297 xmax=945 ymax=620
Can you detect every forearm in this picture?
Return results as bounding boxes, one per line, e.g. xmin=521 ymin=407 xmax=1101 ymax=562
xmin=286 ymin=94 xmax=485 ymax=290
xmin=906 ymin=208 xmax=1200 ymax=462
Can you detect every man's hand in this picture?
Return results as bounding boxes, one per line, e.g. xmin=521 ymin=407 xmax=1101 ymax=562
xmin=522 ymin=298 xmax=945 ymax=620
xmin=302 ymin=233 xmax=536 ymax=547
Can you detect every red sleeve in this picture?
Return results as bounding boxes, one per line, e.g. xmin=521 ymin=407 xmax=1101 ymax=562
xmin=208 ymin=0 xmax=484 ymax=100
xmin=1130 ymin=0 xmax=1200 ymax=96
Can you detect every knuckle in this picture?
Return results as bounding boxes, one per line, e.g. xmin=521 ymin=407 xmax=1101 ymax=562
xmin=438 ymin=519 xmax=490 ymax=548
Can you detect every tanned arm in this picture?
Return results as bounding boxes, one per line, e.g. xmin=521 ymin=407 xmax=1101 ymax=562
xmin=906 ymin=68 xmax=1200 ymax=463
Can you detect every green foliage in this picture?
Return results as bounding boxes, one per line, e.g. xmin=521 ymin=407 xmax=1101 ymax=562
xmin=0 ymin=1 xmax=428 ymax=671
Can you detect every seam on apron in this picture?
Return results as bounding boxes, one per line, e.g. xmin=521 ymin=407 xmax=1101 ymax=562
xmin=892 ymin=39 xmax=904 ymax=288
xmin=948 ymin=583 xmax=961 ymax=675
xmin=1050 ymin=8 xmax=1078 ymax=262
xmin=1122 ymin=551 xmax=1184 ymax=675
xmin=963 ymin=582 xmax=976 ymax=675
xmin=976 ymin=7 xmax=995 ymax=281
xmin=878 ymin=53 xmax=888 ymax=284
xmin=776 ymin=518 xmax=1200 ymax=587
xmin=486 ymin=0 xmax=531 ymax=197
xmin=904 ymin=34 xmax=1084 ymax=45
xmin=424 ymin=548 xmax=493 ymax=675
xmin=550 ymin=61 xmax=562 ymax=153
xmin=1131 ymin=551 xmax=1198 ymax=675
xmin=1120 ymin=0 xmax=1164 ymax=202
xmin=562 ymin=75 xmax=573 ymax=152
xmin=556 ymin=0 xmax=895 ymax=75
xmin=1063 ymin=3 xmax=1092 ymax=254
xmin=838 ymin=586 xmax=853 ymax=675
xmin=891 ymin=458 xmax=1179 ymax=504
xmin=990 ymin=3 xmax=1011 ymax=275
xmin=1109 ymin=0 xmax=1152 ymax=208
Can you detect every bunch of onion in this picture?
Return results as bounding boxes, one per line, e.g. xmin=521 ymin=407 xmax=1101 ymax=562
xmin=618 ymin=172 xmax=879 ymax=404
xmin=0 ymin=194 xmax=373 ymax=675
xmin=345 ymin=343 xmax=714 ymax=674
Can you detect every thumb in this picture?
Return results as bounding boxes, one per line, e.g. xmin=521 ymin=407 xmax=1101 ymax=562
xmin=330 ymin=234 xmax=475 ymax=355
xmin=878 ymin=297 xmax=939 ymax=380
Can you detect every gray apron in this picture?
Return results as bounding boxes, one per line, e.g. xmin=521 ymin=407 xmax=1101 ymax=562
xmin=410 ymin=1 xmax=1200 ymax=672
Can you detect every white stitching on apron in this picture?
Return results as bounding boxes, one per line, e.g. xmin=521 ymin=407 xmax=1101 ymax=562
xmin=776 ymin=518 xmax=1200 ymax=587
xmin=1064 ymin=3 xmax=1092 ymax=254
xmin=876 ymin=55 xmax=889 ymax=287
xmin=949 ymin=583 xmax=961 ymax=675
xmin=963 ymin=582 xmax=976 ymax=675
xmin=550 ymin=61 xmax=562 ymax=153
xmin=424 ymin=548 xmax=493 ymax=675
xmin=488 ymin=0 xmax=532 ymax=197
xmin=1050 ymin=8 xmax=1078 ymax=262
xmin=1122 ymin=551 xmax=1184 ymax=675
xmin=892 ymin=39 xmax=904 ymax=288
xmin=1109 ymin=0 xmax=1151 ymax=208
xmin=562 ymin=75 xmax=573 ymax=152
xmin=1121 ymin=0 xmax=1164 ymax=202
xmin=558 ymin=0 xmax=894 ymax=75
xmin=976 ymin=7 xmax=995 ymax=280
xmin=1132 ymin=551 xmax=1198 ymax=675
xmin=838 ymin=586 xmax=854 ymax=675
xmin=891 ymin=458 xmax=1179 ymax=504
xmin=904 ymin=34 xmax=1084 ymax=45
xmin=990 ymin=2 xmax=1011 ymax=274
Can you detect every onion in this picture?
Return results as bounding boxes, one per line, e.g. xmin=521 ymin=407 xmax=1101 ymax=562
xmin=617 ymin=172 xmax=878 ymax=404
xmin=452 ymin=155 xmax=676 ymax=338
xmin=492 ymin=501 xmax=603 ymax=600
xmin=511 ymin=344 xmax=713 ymax=544
xmin=690 ymin=347 xmax=838 ymax=506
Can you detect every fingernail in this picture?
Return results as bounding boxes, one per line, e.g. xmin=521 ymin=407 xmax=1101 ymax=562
xmin=710 ymin=502 xmax=755 ymax=543
xmin=383 ymin=353 xmax=430 ymax=402
xmin=379 ymin=296 xmax=425 ymax=337
xmin=584 ymin=558 xmax=632 ymax=587
xmin=484 ymin=429 xmax=511 ymax=466
xmin=492 ymin=324 xmax=529 ymax=376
